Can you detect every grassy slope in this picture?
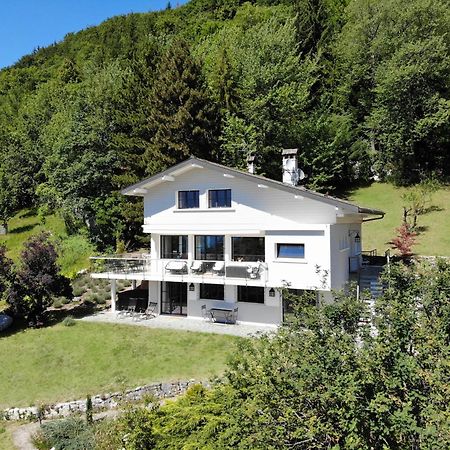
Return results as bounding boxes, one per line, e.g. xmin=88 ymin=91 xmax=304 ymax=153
xmin=349 ymin=183 xmax=450 ymax=256
xmin=0 ymin=209 xmax=94 ymax=277
xmin=0 ymin=322 xmax=239 ymax=409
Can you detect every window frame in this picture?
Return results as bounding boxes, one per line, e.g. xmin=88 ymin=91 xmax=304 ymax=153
xmin=237 ymin=286 xmax=265 ymax=304
xmin=160 ymin=235 xmax=188 ymax=259
xmin=177 ymin=190 xmax=200 ymax=209
xmin=276 ymin=243 xmax=305 ymax=260
xmin=232 ymin=237 xmax=265 ymax=262
xmin=199 ymin=283 xmax=225 ymax=301
xmin=208 ymin=189 xmax=232 ymax=208
xmin=195 ymin=235 xmax=225 ymax=261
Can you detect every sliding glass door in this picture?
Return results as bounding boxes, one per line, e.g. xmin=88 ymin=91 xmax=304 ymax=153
xmin=161 ymin=282 xmax=187 ymax=316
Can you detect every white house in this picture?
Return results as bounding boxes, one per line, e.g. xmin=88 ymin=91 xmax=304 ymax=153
xmin=91 ymin=150 xmax=384 ymax=325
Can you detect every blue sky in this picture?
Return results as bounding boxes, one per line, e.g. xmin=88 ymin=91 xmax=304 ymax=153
xmin=0 ymin=0 xmax=188 ymax=69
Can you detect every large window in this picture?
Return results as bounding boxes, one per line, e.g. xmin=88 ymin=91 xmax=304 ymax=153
xmin=232 ymin=237 xmax=265 ymax=262
xmin=200 ymin=284 xmax=224 ymax=300
xmin=237 ymin=286 xmax=265 ymax=304
xmin=208 ymin=189 xmax=231 ymax=208
xmin=195 ymin=235 xmax=224 ymax=260
xmin=178 ymin=190 xmax=199 ymax=209
xmin=276 ymin=243 xmax=305 ymax=259
xmin=161 ymin=235 xmax=188 ymax=259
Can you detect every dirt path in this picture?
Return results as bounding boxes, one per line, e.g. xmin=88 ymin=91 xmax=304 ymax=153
xmin=10 ymin=410 xmax=120 ymax=450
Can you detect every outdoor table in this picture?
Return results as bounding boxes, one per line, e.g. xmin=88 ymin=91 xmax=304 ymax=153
xmin=208 ymin=306 xmax=235 ymax=324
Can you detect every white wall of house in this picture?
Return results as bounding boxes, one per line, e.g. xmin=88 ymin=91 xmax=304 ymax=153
xmin=143 ymin=167 xmax=340 ymax=234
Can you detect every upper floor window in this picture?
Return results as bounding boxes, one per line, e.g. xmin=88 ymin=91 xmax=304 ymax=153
xmin=209 ymin=189 xmax=231 ymax=208
xmin=195 ymin=235 xmax=224 ymax=260
xmin=277 ymin=243 xmax=305 ymax=259
xmin=178 ymin=190 xmax=199 ymax=209
xmin=161 ymin=235 xmax=188 ymax=259
xmin=232 ymin=237 xmax=265 ymax=262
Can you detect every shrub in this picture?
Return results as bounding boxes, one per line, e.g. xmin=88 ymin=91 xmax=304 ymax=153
xmin=52 ymin=296 xmax=70 ymax=308
xmin=35 ymin=417 xmax=94 ymax=450
xmin=86 ymin=395 xmax=93 ymax=425
xmin=72 ymin=285 xmax=86 ymax=297
xmin=62 ymin=316 xmax=76 ymax=327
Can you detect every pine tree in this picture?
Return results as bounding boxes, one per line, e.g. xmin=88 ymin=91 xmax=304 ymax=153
xmin=144 ymin=39 xmax=218 ymax=174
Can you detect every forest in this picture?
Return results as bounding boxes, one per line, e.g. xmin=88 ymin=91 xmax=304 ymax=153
xmin=0 ymin=0 xmax=449 ymax=250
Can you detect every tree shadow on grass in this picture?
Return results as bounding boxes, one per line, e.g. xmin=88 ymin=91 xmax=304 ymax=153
xmin=0 ymin=302 xmax=103 ymax=338
xmin=18 ymin=208 xmax=38 ymax=219
xmin=9 ymin=224 xmax=38 ymax=234
xmin=415 ymin=226 xmax=429 ymax=234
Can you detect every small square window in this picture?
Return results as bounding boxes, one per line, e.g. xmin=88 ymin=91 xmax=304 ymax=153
xmin=178 ymin=190 xmax=199 ymax=209
xmin=277 ymin=243 xmax=305 ymax=259
xmin=209 ymin=189 xmax=231 ymax=208
xmin=237 ymin=286 xmax=265 ymax=304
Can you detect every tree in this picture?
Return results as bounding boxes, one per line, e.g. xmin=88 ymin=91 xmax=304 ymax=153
xmin=401 ymin=177 xmax=440 ymax=229
xmin=389 ymin=222 xmax=417 ymax=259
xmin=0 ymin=244 xmax=14 ymax=302
xmin=7 ymin=232 xmax=72 ymax=324
xmin=144 ymin=39 xmax=219 ymax=174
xmin=105 ymin=260 xmax=450 ymax=448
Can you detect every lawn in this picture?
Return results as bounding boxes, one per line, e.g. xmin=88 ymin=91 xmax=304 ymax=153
xmin=0 ymin=322 xmax=240 ymax=409
xmin=0 ymin=209 xmax=94 ymax=277
xmin=349 ymin=183 xmax=450 ymax=256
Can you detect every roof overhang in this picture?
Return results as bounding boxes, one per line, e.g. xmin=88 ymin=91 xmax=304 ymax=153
xmin=122 ymin=156 xmax=385 ymax=218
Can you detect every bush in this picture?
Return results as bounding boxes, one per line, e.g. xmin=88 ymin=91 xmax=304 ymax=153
xmin=34 ymin=417 xmax=94 ymax=450
xmin=62 ymin=316 xmax=76 ymax=327
xmin=52 ymin=296 xmax=70 ymax=309
xmin=72 ymin=285 xmax=86 ymax=297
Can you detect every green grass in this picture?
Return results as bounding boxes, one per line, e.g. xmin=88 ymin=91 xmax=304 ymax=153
xmin=0 ymin=322 xmax=240 ymax=409
xmin=0 ymin=423 xmax=17 ymax=450
xmin=349 ymin=183 xmax=450 ymax=256
xmin=0 ymin=209 xmax=94 ymax=277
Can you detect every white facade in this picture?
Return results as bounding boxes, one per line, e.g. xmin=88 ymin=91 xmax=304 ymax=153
xmin=92 ymin=157 xmax=383 ymax=325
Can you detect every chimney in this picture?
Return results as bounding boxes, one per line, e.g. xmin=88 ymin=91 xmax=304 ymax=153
xmin=282 ymin=148 xmax=299 ymax=185
xmin=247 ymin=154 xmax=256 ymax=174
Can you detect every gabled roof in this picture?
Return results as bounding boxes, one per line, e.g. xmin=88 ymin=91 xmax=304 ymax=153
xmin=122 ymin=156 xmax=384 ymax=217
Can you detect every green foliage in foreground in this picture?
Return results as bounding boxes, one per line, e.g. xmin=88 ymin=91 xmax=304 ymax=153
xmin=0 ymin=322 xmax=240 ymax=408
xmin=102 ymin=260 xmax=450 ymax=449
xmin=350 ymin=183 xmax=450 ymax=256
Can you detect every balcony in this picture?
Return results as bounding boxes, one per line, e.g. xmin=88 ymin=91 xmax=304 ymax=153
xmin=90 ymin=255 xmax=268 ymax=286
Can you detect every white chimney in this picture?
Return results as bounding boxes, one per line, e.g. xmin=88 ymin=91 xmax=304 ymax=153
xmin=247 ymin=154 xmax=256 ymax=174
xmin=282 ymin=148 xmax=300 ymax=185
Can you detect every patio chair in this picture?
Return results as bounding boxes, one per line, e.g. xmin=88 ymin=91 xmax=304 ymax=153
xmin=191 ymin=261 xmax=204 ymax=274
xmin=232 ymin=307 xmax=238 ymax=324
xmin=212 ymin=261 xmax=225 ymax=275
xmin=140 ymin=302 xmax=158 ymax=320
xmin=201 ymin=304 xmax=212 ymax=322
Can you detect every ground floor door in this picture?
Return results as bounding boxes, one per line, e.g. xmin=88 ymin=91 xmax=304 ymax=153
xmin=161 ymin=282 xmax=187 ymax=316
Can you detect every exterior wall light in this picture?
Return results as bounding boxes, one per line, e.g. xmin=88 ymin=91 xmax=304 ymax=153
xmin=269 ymin=288 xmax=275 ymax=297
xmin=354 ymin=233 xmax=361 ymax=243
xmin=189 ymin=283 xmax=195 ymax=292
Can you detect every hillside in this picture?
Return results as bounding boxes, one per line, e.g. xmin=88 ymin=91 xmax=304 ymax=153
xmin=351 ymin=183 xmax=450 ymax=257
xmin=0 ymin=209 xmax=93 ymax=277
xmin=0 ymin=0 xmax=448 ymax=251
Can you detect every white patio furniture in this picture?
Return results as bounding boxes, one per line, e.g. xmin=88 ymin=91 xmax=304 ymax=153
xmin=165 ymin=260 xmax=188 ymax=274
xmin=212 ymin=261 xmax=225 ymax=275
xmin=191 ymin=261 xmax=204 ymax=274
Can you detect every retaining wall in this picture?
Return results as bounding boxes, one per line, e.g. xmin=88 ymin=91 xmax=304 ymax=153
xmin=2 ymin=379 xmax=207 ymax=421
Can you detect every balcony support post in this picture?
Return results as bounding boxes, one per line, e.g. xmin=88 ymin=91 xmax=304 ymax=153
xmin=110 ymin=279 xmax=117 ymax=313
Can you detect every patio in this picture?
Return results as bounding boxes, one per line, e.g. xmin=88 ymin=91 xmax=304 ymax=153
xmin=80 ymin=311 xmax=277 ymax=338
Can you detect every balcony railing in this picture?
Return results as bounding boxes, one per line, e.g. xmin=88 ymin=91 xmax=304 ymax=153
xmin=90 ymin=255 xmax=268 ymax=283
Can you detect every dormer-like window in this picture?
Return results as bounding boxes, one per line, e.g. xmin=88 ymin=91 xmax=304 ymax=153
xmin=209 ymin=189 xmax=231 ymax=208
xmin=178 ymin=190 xmax=199 ymax=209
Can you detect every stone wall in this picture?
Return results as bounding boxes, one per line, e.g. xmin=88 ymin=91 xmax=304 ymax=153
xmin=2 ymin=379 xmax=208 ymax=422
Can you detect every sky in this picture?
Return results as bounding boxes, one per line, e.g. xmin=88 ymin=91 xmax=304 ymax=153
xmin=0 ymin=0 xmax=188 ymax=69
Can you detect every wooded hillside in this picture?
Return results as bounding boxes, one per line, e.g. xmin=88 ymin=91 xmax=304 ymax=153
xmin=0 ymin=0 xmax=449 ymax=250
